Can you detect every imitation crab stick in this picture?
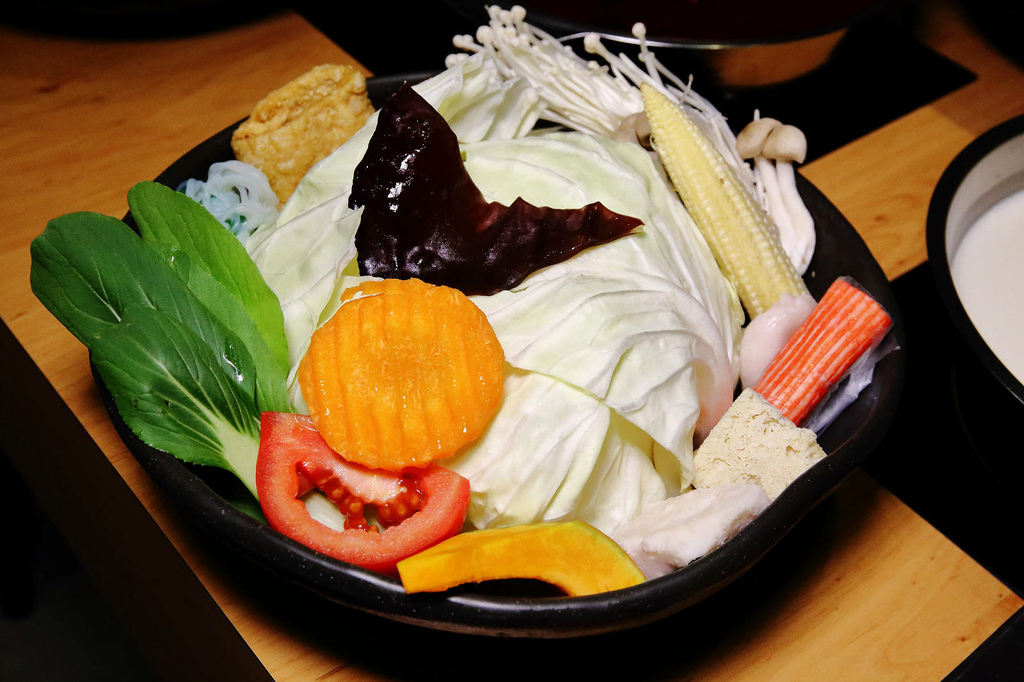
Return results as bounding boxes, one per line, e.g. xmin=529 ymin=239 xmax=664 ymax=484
xmin=753 ymin=277 xmax=892 ymax=426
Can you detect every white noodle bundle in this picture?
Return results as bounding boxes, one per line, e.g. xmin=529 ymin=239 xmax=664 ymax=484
xmin=179 ymin=160 xmax=279 ymax=245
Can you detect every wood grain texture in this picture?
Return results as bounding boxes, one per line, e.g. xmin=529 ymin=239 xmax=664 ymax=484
xmin=2 ymin=2 xmax=1022 ymax=680
xmin=802 ymin=0 xmax=1024 ymax=281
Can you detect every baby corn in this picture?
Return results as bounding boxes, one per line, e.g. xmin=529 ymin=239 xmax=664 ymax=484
xmin=641 ymin=83 xmax=809 ymax=318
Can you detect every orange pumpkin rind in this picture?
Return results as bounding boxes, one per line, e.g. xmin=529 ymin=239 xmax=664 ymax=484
xmin=396 ymin=521 xmax=647 ymax=596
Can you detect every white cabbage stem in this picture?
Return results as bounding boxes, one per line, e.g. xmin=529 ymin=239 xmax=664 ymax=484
xmin=775 ymin=161 xmax=815 ymax=273
xmin=753 ymin=156 xmax=798 ymax=264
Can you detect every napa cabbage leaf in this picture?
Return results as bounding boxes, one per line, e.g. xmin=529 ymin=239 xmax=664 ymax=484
xmin=246 ymin=62 xmax=742 ymax=534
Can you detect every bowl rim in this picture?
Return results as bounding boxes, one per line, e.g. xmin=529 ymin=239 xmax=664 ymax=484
xmin=444 ymin=0 xmax=893 ymax=50
xmin=925 ymin=112 xmax=1024 ymax=407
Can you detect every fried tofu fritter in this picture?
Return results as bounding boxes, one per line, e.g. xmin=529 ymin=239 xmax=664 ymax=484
xmin=232 ymin=64 xmax=374 ymax=204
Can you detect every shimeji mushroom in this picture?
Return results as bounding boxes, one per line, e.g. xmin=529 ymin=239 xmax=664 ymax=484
xmin=737 ymin=116 xmax=816 ymax=275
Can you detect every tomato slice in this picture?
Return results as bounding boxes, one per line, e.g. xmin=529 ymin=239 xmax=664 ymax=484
xmin=256 ymin=412 xmax=470 ymax=575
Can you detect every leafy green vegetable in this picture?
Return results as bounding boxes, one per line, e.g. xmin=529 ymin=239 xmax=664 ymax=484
xmin=128 ymin=181 xmax=291 ymax=375
xmin=31 ymin=212 xmax=258 ymax=397
xmin=91 ymin=305 xmax=261 ymax=494
xmin=30 ymin=191 xmax=293 ymax=499
xmin=147 ymin=241 xmax=291 ymax=414
xmin=443 ymin=368 xmax=673 ymax=532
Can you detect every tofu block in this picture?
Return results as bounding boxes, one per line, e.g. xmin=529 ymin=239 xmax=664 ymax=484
xmin=693 ymin=388 xmax=825 ymax=500
xmin=231 ymin=64 xmax=374 ymax=203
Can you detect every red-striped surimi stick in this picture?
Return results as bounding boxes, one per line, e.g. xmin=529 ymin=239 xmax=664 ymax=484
xmin=753 ymin=277 xmax=892 ymax=426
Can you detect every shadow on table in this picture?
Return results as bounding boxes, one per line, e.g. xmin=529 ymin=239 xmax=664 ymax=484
xmin=190 ymin=474 xmax=887 ymax=680
xmin=0 ymin=1 xmax=286 ymax=39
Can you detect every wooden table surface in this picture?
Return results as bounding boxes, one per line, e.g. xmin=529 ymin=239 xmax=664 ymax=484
xmin=3 ymin=2 xmax=1024 ymax=680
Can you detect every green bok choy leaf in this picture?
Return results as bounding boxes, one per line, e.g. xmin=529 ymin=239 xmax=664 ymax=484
xmin=29 ymin=186 xmax=292 ymax=498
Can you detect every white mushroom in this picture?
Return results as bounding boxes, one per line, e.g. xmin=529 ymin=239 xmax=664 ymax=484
xmin=763 ymin=124 xmax=814 ymax=274
xmin=612 ymin=111 xmax=652 ymax=147
xmin=735 ymin=117 xmax=781 ymax=159
xmin=762 ymin=124 xmax=807 ymax=163
xmin=736 ymin=117 xmax=815 ymax=275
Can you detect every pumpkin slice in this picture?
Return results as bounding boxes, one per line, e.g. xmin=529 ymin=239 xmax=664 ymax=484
xmin=396 ymin=521 xmax=647 ymax=597
xmin=298 ymin=277 xmax=504 ymax=472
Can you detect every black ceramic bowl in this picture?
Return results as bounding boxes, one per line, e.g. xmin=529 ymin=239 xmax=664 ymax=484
xmin=104 ymin=73 xmax=905 ymax=638
xmin=926 ymin=113 xmax=1024 ymax=481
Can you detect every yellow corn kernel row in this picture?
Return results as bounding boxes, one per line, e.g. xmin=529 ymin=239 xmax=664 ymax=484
xmin=640 ymin=83 xmax=809 ymax=318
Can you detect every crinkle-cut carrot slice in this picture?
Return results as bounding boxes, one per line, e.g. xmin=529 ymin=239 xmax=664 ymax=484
xmin=298 ymin=278 xmax=505 ymax=472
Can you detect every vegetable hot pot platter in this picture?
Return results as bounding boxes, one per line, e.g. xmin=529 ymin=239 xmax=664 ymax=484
xmin=79 ymin=67 xmax=906 ymax=637
xmin=30 ymin=8 xmax=904 ymax=637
